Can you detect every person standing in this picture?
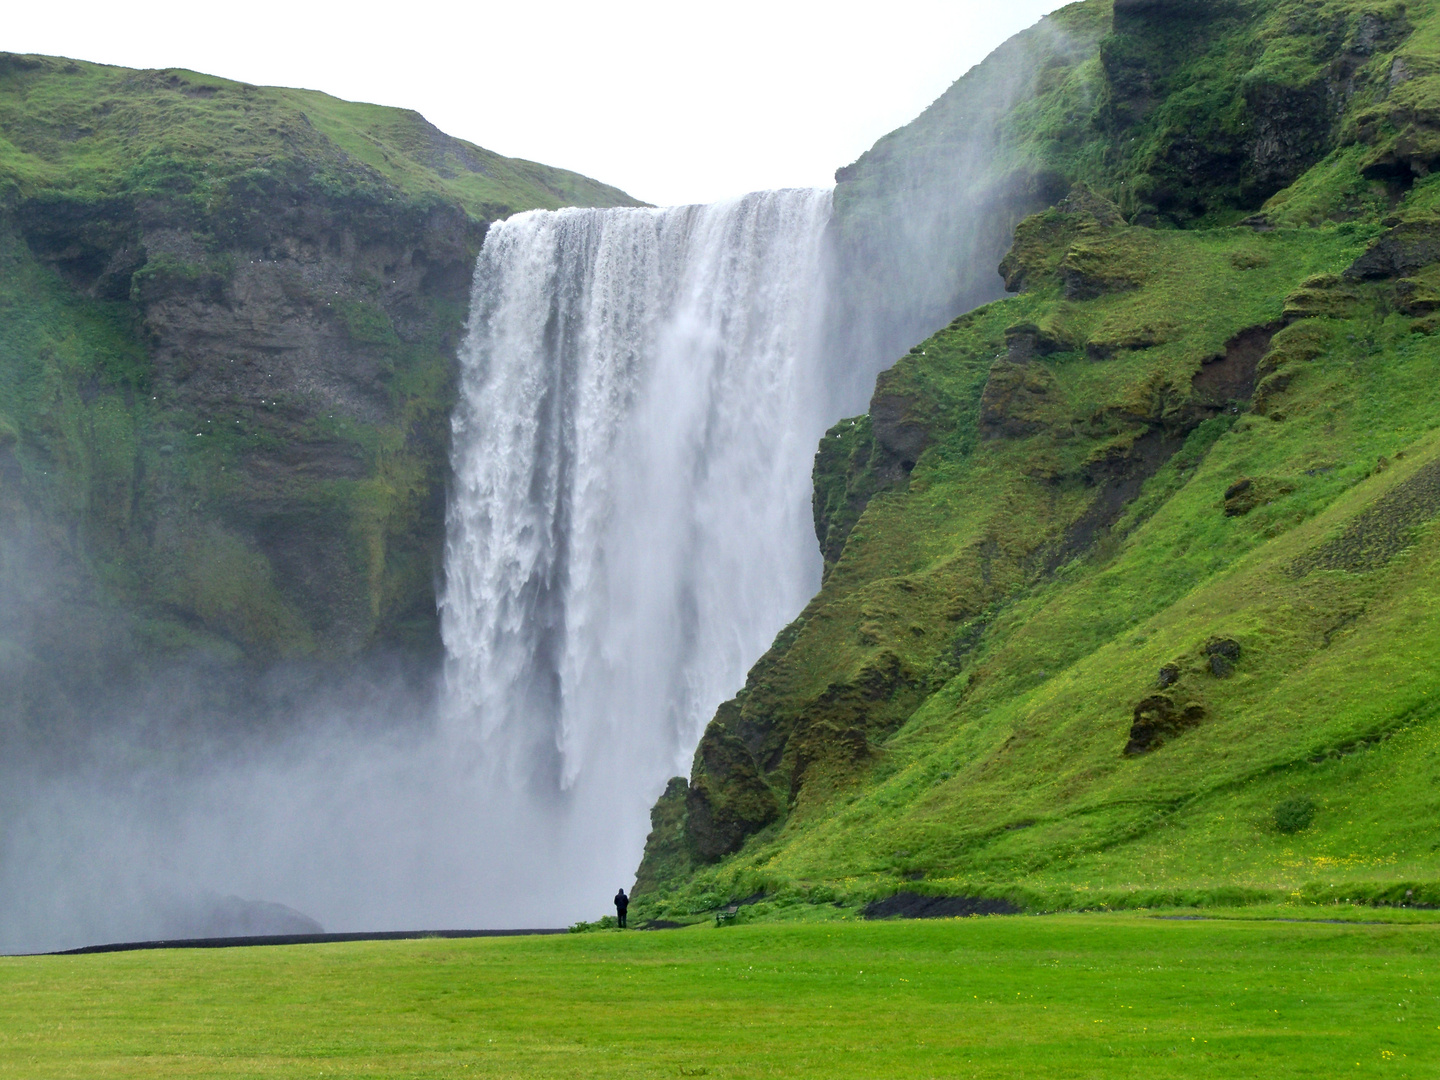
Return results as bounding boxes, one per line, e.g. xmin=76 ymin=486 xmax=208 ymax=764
xmin=614 ymin=888 xmax=629 ymax=928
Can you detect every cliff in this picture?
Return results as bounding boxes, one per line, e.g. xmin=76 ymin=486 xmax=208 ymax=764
xmin=0 ymin=54 xmax=641 ymax=743
xmin=637 ymin=0 xmax=1440 ymax=914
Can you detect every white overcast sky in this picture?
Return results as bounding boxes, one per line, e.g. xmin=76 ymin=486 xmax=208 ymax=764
xmin=8 ymin=1 xmax=1069 ymax=206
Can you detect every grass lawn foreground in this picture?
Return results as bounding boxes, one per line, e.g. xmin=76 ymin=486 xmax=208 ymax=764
xmin=1 ymin=912 xmax=1437 ymax=1078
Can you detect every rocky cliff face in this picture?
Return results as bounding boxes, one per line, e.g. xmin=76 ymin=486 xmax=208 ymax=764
xmin=0 ymin=55 xmax=640 ymax=741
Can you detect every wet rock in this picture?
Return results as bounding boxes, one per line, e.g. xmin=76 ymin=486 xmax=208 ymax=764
xmin=870 ymin=390 xmax=931 ymax=474
xmin=1157 ymin=663 xmax=1180 ymax=688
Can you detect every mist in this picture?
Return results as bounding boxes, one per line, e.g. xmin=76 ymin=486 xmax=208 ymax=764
xmin=822 ymin=16 xmax=1095 ymax=416
xmin=0 ymin=698 xmax=597 ymax=953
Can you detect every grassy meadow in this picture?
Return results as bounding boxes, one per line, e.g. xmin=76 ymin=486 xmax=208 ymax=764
xmin=1 ymin=914 xmax=1437 ymax=1078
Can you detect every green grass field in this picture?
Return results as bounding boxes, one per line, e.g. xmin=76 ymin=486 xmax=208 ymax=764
xmin=2 ymin=913 xmax=1437 ymax=1078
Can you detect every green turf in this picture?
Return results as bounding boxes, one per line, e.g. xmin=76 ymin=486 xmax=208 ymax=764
xmin=1 ymin=915 xmax=1436 ymax=1078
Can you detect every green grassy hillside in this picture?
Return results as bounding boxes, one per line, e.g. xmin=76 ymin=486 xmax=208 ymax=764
xmin=3 ymin=916 xmax=1435 ymax=1077
xmin=637 ymin=0 xmax=1440 ymax=917
xmin=0 ymin=53 xmax=637 ymax=217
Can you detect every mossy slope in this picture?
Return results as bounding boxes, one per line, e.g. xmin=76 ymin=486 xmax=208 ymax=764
xmin=0 ymin=53 xmax=637 ymax=217
xmin=638 ymin=0 xmax=1440 ymax=916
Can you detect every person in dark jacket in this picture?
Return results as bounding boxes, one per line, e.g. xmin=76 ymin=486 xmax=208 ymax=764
xmin=614 ymin=888 xmax=629 ymax=928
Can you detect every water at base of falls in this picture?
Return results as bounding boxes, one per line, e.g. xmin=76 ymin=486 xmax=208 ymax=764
xmin=441 ymin=188 xmax=833 ymax=889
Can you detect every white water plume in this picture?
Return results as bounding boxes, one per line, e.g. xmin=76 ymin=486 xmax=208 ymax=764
xmin=441 ymin=188 xmax=833 ymax=883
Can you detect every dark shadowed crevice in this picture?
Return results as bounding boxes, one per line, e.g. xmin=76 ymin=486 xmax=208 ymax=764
xmin=863 ymin=892 xmax=1021 ymax=919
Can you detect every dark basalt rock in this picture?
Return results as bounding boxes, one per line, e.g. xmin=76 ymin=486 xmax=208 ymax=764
xmin=1125 ymin=694 xmax=1207 ymax=754
xmin=1204 ymin=637 xmax=1242 ymax=677
xmin=1223 ymin=476 xmax=1296 ymax=517
xmin=811 ymin=364 xmax=939 ymax=575
xmin=1003 ymin=321 xmax=1071 ymax=363
xmin=870 ymin=390 xmax=931 ymax=476
xmin=7 ymin=170 xmax=487 ymax=678
xmin=1344 ymin=222 xmax=1440 ymax=281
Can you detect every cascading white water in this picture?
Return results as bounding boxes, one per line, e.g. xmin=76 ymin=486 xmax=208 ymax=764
xmin=441 ymin=188 xmax=832 ymax=884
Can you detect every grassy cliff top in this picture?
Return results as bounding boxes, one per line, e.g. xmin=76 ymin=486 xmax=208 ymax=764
xmin=0 ymin=52 xmax=642 ymax=218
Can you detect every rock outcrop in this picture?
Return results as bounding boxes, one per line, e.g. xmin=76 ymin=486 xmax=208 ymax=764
xmin=0 ymin=55 xmax=640 ymax=734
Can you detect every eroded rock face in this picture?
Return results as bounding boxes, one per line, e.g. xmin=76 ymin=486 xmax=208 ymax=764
xmin=1101 ymin=1 xmax=1394 ymax=223
xmin=12 ymin=176 xmax=484 ymax=664
xmin=870 ymin=390 xmax=931 ymax=475
xmin=1205 ymin=637 xmax=1242 ymax=677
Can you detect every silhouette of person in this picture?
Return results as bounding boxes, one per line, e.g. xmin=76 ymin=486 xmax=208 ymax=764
xmin=614 ymin=888 xmax=629 ymax=928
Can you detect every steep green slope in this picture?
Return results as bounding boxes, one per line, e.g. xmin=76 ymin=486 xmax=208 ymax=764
xmin=637 ymin=0 xmax=1440 ymax=915
xmin=0 ymin=54 xmax=640 ymax=739
xmin=0 ymin=54 xmax=636 ymax=216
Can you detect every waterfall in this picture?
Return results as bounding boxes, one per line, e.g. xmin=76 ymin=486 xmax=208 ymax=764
xmin=441 ymin=189 xmax=832 ymax=881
